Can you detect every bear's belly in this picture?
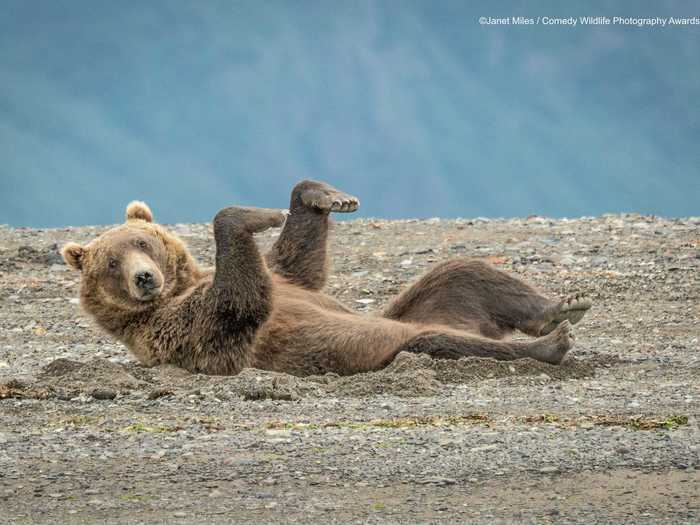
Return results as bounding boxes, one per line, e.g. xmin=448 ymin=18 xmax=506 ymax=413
xmin=251 ymin=294 xmax=420 ymax=376
xmin=271 ymin=279 xmax=354 ymax=314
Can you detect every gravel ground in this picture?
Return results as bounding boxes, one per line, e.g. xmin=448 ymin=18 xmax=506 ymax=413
xmin=0 ymin=214 xmax=698 ymax=524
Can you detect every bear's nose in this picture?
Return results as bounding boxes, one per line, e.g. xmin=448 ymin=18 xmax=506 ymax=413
xmin=135 ymin=271 xmax=156 ymax=290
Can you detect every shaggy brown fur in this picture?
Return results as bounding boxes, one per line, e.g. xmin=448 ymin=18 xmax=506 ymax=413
xmin=62 ymin=180 xmax=592 ymax=376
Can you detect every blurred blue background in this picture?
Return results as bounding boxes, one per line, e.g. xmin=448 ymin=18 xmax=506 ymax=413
xmin=1 ymin=0 xmax=698 ymax=227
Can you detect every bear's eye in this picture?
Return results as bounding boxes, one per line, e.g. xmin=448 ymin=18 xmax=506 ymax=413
xmin=137 ymin=240 xmax=148 ymax=250
xmin=108 ymin=258 xmax=119 ymax=270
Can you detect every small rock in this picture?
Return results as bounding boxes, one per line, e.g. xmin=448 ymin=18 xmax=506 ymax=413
xmin=470 ymin=444 xmax=499 ymax=453
xmin=148 ymin=389 xmax=174 ymax=400
xmin=418 ymin=477 xmax=456 ymax=486
xmin=224 ymin=458 xmax=259 ymax=466
xmin=90 ymin=388 xmax=117 ymax=400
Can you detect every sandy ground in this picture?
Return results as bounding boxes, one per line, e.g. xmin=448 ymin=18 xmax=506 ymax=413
xmin=0 ymin=213 xmax=698 ymax=523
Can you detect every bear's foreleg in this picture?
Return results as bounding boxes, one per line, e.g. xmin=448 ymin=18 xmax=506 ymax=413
xmin=146 ymin=206 xmax=286 ymax=375
xmin=177 ymin=207 xmax=284 ymax=374
xmin=210 ymin=206 xmax=286 ymax=317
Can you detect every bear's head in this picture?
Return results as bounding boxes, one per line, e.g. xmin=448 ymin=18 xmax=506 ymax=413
xmin=62 ymin=201 xmax=198 ymax=317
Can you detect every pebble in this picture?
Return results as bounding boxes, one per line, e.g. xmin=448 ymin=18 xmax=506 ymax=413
xmin=90 ymin=389 xmax=117 ymax=400
xmin=470 ymin=444 xmax=499 ymax=453
xmin=418 ymin=477 xmax=457 ymax=486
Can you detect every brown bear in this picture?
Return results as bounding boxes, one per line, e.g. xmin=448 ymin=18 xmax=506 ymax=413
xmin=62 ymin=180 xmax=592 ymax=376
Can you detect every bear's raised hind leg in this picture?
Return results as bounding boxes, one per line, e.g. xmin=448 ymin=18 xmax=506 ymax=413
xmin=266 ymin=180 xmax=359 ymax=290
xmin=383 ymin=259 xmax=591 ymax=339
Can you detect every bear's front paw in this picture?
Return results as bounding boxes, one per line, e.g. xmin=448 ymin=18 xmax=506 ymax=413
xmin=214 ymin=207 xmax=288 ymax=234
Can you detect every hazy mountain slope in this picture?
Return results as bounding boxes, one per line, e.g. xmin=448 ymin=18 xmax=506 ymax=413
xmin=1 ymin=0 xmax=698 ymax=226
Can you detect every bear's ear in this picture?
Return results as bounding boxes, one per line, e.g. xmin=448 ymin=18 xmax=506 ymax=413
xmin=125 ymin=201 xmax=153 ymax=223
xmin=62 ymin=243 xmax=87 ymax=270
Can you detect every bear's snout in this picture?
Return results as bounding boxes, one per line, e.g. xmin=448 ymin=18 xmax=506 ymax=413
xmin=135 ymin=271 xmax=156 ymax=291
xmin=124 ymin=251 xmax=163 ymax=301
xmin=130 ymin=267 xmax=163 ymax=300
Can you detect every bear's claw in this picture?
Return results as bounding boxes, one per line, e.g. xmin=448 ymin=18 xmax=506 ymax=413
xmin=539 ymin=293 xmax=592 ymax=335
xmin=301 ymin=189 xmax=360 ymax=213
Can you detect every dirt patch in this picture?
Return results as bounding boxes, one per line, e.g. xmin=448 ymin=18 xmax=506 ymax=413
xmin=2 ymin=351 xmax=613 ymax=401
xmin=413 ymin=353 xmax=611 ymax=384
xmin=309 ymin=351 xmax=611 ymax=398
xmin=319 ymin=365 xmax=441 ymax=397
xmin=211 ymin=369 xmax=327 ymax=401
xmin=2 ymin=358 xmax=146 ymax=400
xmin=41 ymin=357 xmax=144 ymax=386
